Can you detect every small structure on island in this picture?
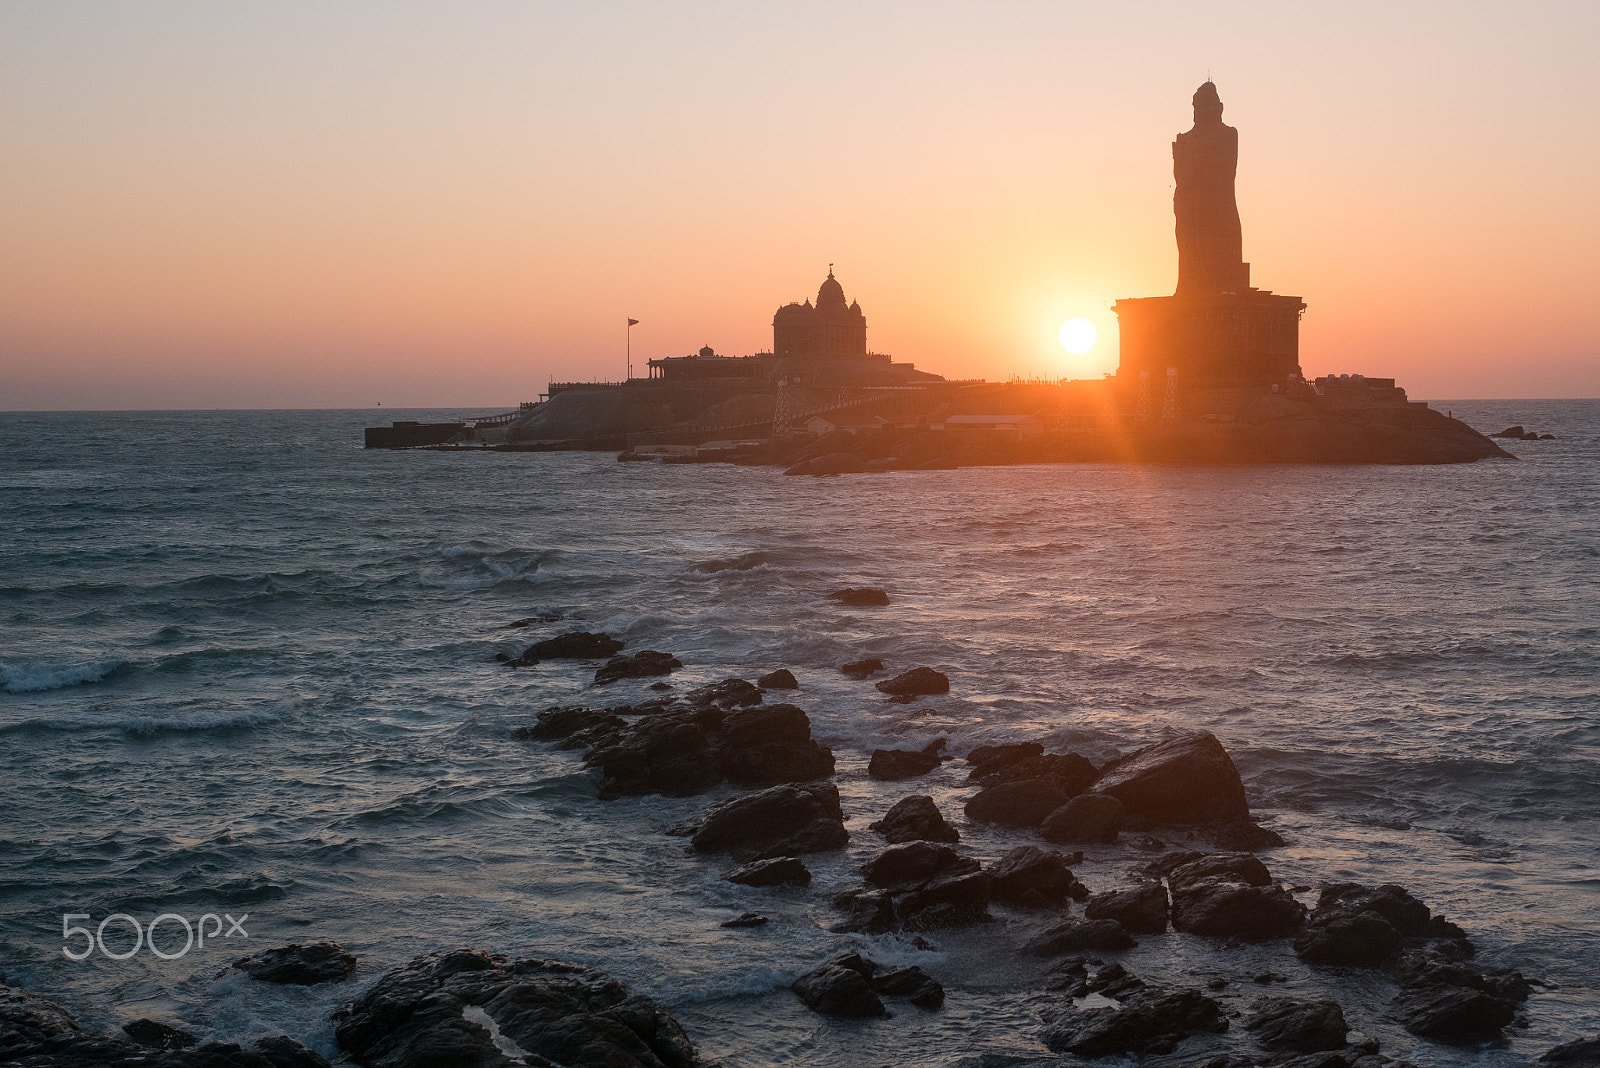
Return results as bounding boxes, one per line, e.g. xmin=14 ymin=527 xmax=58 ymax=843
xmin=1114 ymin=82 xmax=1306 ymax=390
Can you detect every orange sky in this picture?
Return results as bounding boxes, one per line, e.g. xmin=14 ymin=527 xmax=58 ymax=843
xmin=3 ymin=2 xmax=1597 ymax=409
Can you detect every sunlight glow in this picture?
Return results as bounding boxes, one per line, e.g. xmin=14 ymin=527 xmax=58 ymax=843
xmin=1059 ymin=318 xmax=1097 ymax=356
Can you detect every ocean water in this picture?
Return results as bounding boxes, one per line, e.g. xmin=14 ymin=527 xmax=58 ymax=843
xmin=1 ymin=402 xmax=1596 ymax=1066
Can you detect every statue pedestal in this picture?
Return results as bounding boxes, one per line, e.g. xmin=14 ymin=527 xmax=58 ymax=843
xmin=1113 ymin=288 xmax=1306 ymax=387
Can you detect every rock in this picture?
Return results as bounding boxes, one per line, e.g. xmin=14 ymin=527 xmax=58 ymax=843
xmin=725 ymin=856 xmax=812 ymax=887
xmin=864 ymin=841 xmax=966 ymax=886
xmin=721 ymin=913 xmax=768 ymax=928
xmin=1089 ymin=731 xmax=1251 ymax=825
xmin=122 ymin=1018 xmax=198 ymax=1050
xmin=868 ymin=741 xmax=944 ymax=780
xmin=756 ymin=668 xmax=798 ymax=690
xmin=1315 ymin=883 xmax=1431 ymax=936
xmin=1040 ymin=986 xmax=1227 ymax=1057
xmin=965 ymin=778 xmax=1071 ymax=827
xmin=1397 ymin=984 xmax=1516 ymax=1039
xmin=1171 ymin=881 xmax=1306 ymax=940
xmin=583 ymin=702 xmax=834 ymax=797
xmin=684 ymin=678 xmax=763 ymax=708
xmin=840 ymin=657 xmax=885 ymax=679
xmin=232 ymin=942 xmax=357 ymax=985
xmin=1167 ymin=852 xmax=1273 ymax=891
xmin=870 ymin=965 xmax=944 ymax=1009
xmin=786 ymin=452 xmax=868 ymax=476
xmin=1294 ymin=883 xmax=1431 ymax=966
xmin=969 ymin=752 xmax=1099 ymax=794
xmin=792 ymin=956 xmax=886 ymax=1017
xmin=828 ymin=587 xmax=890 ymax=606
xmin=1246 ymin=998 xmax=1349 ymax=1053
xmin=517 ymin=705 xmax=625 ymax=747
xmin=1025 ymin=917 xmax=1137 ymax=955
xmin=649 ymin=681 xmax=673 ymax=691
xmin=594 ymin=650 xmax=683 ymax=685
xmin=333 ymin=948 xmax=695 ymax=1068
xmin=875 ymin=667 xmax=950 ymax=696
xmin=1085 ymin=882 xmax=1170 ymax=934
xmin=965 ymin=741 xmax=1044 ymax=771
xmin=1491 ymin=425 xmax=1526 ymax=438
xmin=869 ymin=795 xmax=960 ymax=844
xmin=527 ymin=631 xmax=624 ymax=659
xmin=988 ymin=846 xmax=1088 ymax=907
xmin=1540 ymin=1036 xmax=1600 ymax=1064
xmin=690 ymin=780 xmax=849 ymax=861
xmin=1041 ymin=794 xmax=1125 ymax=843
xmin=1201 ymin=819 xmax=1288 ymax=850
xmin=901 ymin=867 xmax=992 ymax=925
xmin=251 ymin=1037 xmax=335 ymax=1067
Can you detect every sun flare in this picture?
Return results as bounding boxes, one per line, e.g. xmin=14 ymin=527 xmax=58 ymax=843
xmin=1058 ymin=317 xmax=1097 ymax=356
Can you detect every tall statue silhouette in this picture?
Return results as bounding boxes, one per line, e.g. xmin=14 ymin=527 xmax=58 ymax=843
xmin=1173 ymin=81 xmax=1249 ymax=294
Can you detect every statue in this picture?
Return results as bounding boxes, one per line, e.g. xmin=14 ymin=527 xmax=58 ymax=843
xmin=1173 ymin=81 xmax=1249 ymax=294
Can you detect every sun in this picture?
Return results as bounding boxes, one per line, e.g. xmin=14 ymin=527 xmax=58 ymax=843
xmin=1059 ymin=317 xmax=1097 ymax=356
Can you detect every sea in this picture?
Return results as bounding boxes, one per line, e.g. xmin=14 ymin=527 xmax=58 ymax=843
xmin=1 ymin=401 xmax=1596 ymax=1067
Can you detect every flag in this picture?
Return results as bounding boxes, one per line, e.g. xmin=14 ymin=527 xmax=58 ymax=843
xmin=627 ymin=318 xmax=639 ymax=326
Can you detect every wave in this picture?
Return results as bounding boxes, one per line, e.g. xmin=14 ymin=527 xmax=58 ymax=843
xmin=0 ymin=659 xmax=124 ymax=693
xmin=0 ymin=704 xmax=293 ymax=735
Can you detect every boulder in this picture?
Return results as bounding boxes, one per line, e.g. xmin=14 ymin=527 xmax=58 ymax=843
xmin=786 ymin=452 xmax=868 ymax=476
xmin=863 ymin=841 xmax=966 ymax=887
xmin=1294 ymin=883 xmax=1431 ymax=966
xmin=517 ymin=705 xmax=625 ymax=748
xmin=965 ymin=778 xmax=1071 ymax=827
xmin=840 ymin=657 xmax=885 ymax=679
xmin=1041 ymin=794 xmax=1125 ymax=843
xmin=1541 ymin=1037 xmax=1600 ymax=1064
xmin=122 ymin=1019 xmax=198 ymax=1050
xmin=1167 ymin=852 xmax=1273 ymax=891
xmin=965 ymin=741 xmax=1044 ymax=771
xmin=1397 ymin=984 xmax=1516 ymax=1039
xmin=867 ymin=741 xmax=944 ymax=780
xmin=868 ymin=795 xmax=960 ymax=844
xmin=595 ymin=650 xmax=683 ymax=685
xmin=828 ymin=587 xmax=890 ymax=606
xmin=792 ymin=955 xmax=886 ymax=1017
xmin=717 ymin=704 xmax=837 ymax=786
xmin=756 ymin=668 xmax=798 ymax=690
xmin=1171 ymin=881 xmax=1306 ymax=940
xmin=1090 ymin=731 xmax=1250 ymax=825
xmin=970 ymin=752 xmax=1098 ymax=794
xmin=988 ymin=846 xmax=1088 ymax=907
xmin=684 ymin=678 xmax=763 ymax=708
xmin=333 ymin=948 xmax=695 ymax=1068
xmin=527 ymin=631 xmax=624 ymax=659
xmin=1085 ymin=882 xmax=1170 ymax=934
xmin=1040 ymin=986 xmax=1227 ymax=1057
xmin=231 ymin=942 xmax=357 ymax=985
xmin=875 ymin=667 xmax=950 ymax=697
xmin=725 ymin=856 xmax=811 ymax=887
xmin=870 ymin=965 xmax=944 ymax=1009
xmin=1491 ymin=425 xmax=1526 ymax=438
xmin=1245 ymin=998 xmax=1349 ymax=1053
xmin=1025 ymin=917 xmax=1137 ymax=955
xmin=690 ymin=780 xmax=849 ymax=861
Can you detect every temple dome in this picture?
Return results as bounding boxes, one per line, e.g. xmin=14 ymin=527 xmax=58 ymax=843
xmin=816 ymin=271 xmax=846 ymax=308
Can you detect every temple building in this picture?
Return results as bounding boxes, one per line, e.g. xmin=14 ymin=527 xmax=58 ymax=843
xmin=1114 ymin=82 xmax=1306 ymax=387
xmin=772 ymin=268 xmax=879 ymax=362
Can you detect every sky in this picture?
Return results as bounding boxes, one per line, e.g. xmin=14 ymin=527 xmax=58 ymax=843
xmin=2 ymin=1 xmax=1597 ymax=409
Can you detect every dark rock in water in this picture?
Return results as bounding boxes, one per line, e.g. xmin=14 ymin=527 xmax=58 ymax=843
xmin=1245 ymin=998 xmax=1349 ymax=1053
xmin=690 ymin=780 xmax=848 ymax=861
xmin=869 ymin=795 xmax=960 ymax=844
xmin=1540 ymin=1036 xmax=1600 ymax=1064
xmin=725 ymin=856 xmax=811 ymax=887
xmin=969 ymin=752 xmax=1099 ymax=794
xmin=1086 ymin=882 xmax=1170 ymax=934
xmin=1202 ymin=819 xmax=1288 ymax=851
xmin=721 ymin=912 xmax=768 ymax=928
xmin=1315 ymin=883 xmax=1432 ymax=936
xmin=828 ymin=587 xmax=890 ymax=606
xmin=965 ymin=778 xmax=1071 ymax=827
xmin=123 ymin=1018 xmax=198 ymax=1050
xmin=1039 ymin=985 xmax=1227 ymax=1056
xmin=684 ymin=677 xmax=763 ymax=708
xmin=1387 ymin=947 xmax=1529 ymax=1003
xmin=863 ymin=841 xmax=968 ymax=887
xmin=583 ymin=702 xmax=834 ymax=797
xmin=1041 ymin=793 xmax=1125 ymax=843
xmin=1397 ymin=984 xmax=1516 ymax=1039
xmin=792 ymin=955 xmax=886 ymax=1017
xmin=254 ymin=1037 xmax=335 ymax=1067
xmin=988 ymin=845 xmax=1087 ymax=907
xmin=493 ymin=651 xmax=512 ymax=661
xmin=1167 ymin=852 xmax=1273 ymax=891
xmin=506 ymin=617 xmax=536 ymax=628
xmin=1090 ymin=730 xmax=1250 ymax=826
xmin=1294 ymin=882 xmax=1433 ymax=966
xmin=868 ymin=741 xmax=944 ymax=780
xmin=757 ymin=668 xmax=798 ymax=690
xmin=1025 ymin=917 xmax=1137 ymax=955
xmin=232 ymin=941 xmax=357 ymax=985
xmin=841 ymin=657 xmax=885 ymax=679
xmin=1171 ymin=880 xmax=1305 ymax=940
xmin=333 ymin=948 xmax=695 ymax=1068
xmin=901 ymin=867 xmax=992 ymax=924
xmin=595 ymin=650 xmax=683 ymax=685
xmin=517 ymin=705 xmax=625 ymax=747
xmin=527 ymin=630 xmax=625 ymax=659
xmin=649 ymin=681 xmax=673 ymax=691
xmin=1491 ymin=425 xmax=1526 ymax=438
xmin=876 ymin=667 xmax=950 ymax=696
xmin=1042 ymin=956 xmax=1147 ymax=1000
xmin=870 ymin=965 xmax=944 ymax=1009
xmin=786 ymin=452 xmax=868 ymax=476
xmin=965 ymin=741 xmax=1044 ymax=772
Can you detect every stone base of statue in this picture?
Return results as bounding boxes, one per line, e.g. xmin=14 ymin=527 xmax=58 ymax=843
xmin=1113 ymin=288 xmax=1306 ymax=388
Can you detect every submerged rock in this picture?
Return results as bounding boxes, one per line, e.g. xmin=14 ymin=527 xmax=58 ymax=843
xmin=827 ymin=587 xmax=890 ymax=606
xmin=232 ymin=942 xmax=358 ymax=985
xmin=721 ymin=912 xmax=768 ymax=929
xmin=333 ymin=948 xmax=695 ymax=1068
xmin=690 ymin=780 xmax=849 ymax=861
xmin=875 ymin=667 xmax=950 ymax=697
xmin=868 ymin=795 xmax=960 ymax=844
xmin=1089 ymin=731 xmax=1250 ymax=826
xmin=756 ymin=668 xmax=798 ymax=690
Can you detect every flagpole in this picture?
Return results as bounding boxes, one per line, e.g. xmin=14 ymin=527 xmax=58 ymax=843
xmin=626 ymin=318 xmax=632 ymax=381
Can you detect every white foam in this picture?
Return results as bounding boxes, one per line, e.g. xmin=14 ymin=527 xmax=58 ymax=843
xmin=0 ymin=660 xmax=120 ymax=694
